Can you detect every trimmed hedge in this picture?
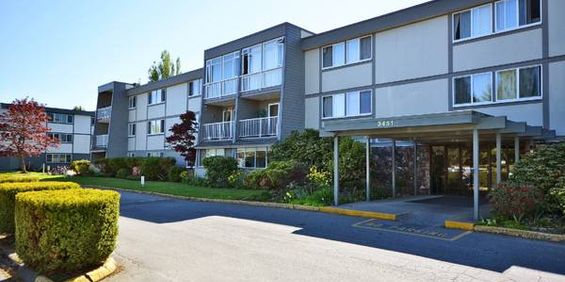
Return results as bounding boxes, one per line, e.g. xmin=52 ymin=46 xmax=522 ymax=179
xmin=15 ymin=189 xmax=120 ymax=274
xmin=0 ymin=174 xmax=40 ymax=184
xmin=202 ymin=156 xmax=238 ymax=187
xmin=0 ymin=182 xmax=80 ymax=234
xmin=70 ymin=160 xmax=91 ymax=175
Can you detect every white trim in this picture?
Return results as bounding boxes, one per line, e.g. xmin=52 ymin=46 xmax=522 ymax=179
xmin=321 ymin=89 xmax=373 ymax=120
xmin=452 ymin=71 xmax=493 ymax=107
xmin=321 ymin=35 xmax=373 ymax=70
xmin=494 ymin=64 xmax=543 ymax=102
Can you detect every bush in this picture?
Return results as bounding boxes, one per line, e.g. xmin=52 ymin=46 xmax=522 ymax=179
xmin=168 ymin=166 xmax=184 ymax=182
xmin=0 ymin=174 xmax=40 ymax=184
xmin=489 ymin=182 xmax=545 ymax=222
xmin=0 ymin=182 xmax=80 ymax=234
xmin=141 ymin=157 xmax=176 ymax=181
xmin=70 ymin=160 xmax=91 ymax=175
xmin=15 ymin=189 xmax=119 ymax=274
xmin=116 ymin=168 xmax=130 ymax=179
xmin=270 ymin=129 xmax=332 ymax=169
xmin=202 ymin=156 xmax=238 ymax=187
xmin=244 ymin=160 xmax=307 ymax=191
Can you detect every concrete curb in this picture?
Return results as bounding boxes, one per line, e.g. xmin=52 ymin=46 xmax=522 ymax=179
xmin=16 ymin=257 xmax=117 ymax=282
xmin=474 ymin=225 xmax=565 ymax=242
xmin=84 ymin=185 xmax=397 ymax=221
xmin=444 ymin=220 xmax=475 ymax=231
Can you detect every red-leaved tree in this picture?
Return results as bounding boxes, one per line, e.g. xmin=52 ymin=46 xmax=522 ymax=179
xmin=165 ymin=111 xmax=198 ymax=168
xmin=0 ymin=98 xmax=60 ymax=172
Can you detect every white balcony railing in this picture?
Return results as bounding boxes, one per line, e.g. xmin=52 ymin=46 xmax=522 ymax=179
xmin=95 ymin=134 xmax=109 ymax=148
xmin=239 ymin=116 xmax=278 ymax=138
xmin=96 ymin=106 xmax=112 ymax=122
xmin=202 ymin=121 xmax=234 ymax=140
xmin=204 ymin=78 xmax=238 ymax=99
xmin=241 ymin=67 xmax=282 ymax=92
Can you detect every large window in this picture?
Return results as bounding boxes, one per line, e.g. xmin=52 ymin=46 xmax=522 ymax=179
xmin=323 ymin=90 xmax=372 ymax=119
xmin=241 ymin=45 xmax=262 ymax=75
xmin=46 ymin=154 xmax=72 ymax=163
xmin=453 ymin=4 xmax=492 ymax=40
xmin=496 ymin=65 xmax=541 ymax=101
xmin=148 ymin=89 xmax=166 ymax=105
xmin=128 ymin=96 xmax=136 ymax=108
xmin=205 ymin=52 xmax=240 ymax=97
xmin=322 ymin=36 xmax=372 ymax=69
xmin=128 ymin=123 xmax=136 ymax=136
xmin=454 ymin=72 xmax=493 ymax=105
xmin=48 ymin=133 xmax=73 ymax=143
xmin=495 ymin=0 xmax=540 ymax=32
xmin=188 ymin=79 xmax=202 ymax=96
xmin=236 ymin=147 xmax=268 ymax=169
xmin=147 ymin=120 xmax=165 ymax=135
xmin=48 ymin=113 xmax=73 ymax=124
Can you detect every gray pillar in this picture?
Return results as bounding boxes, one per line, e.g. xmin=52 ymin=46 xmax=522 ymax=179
xmin=514 ymin=137 xmax=520 ymax=163
xmin=496 ymin=133 xmax=502 ymax=185
xmin=473 ymin=129 xmax=480 ymax=220
xmin=413 ymin=142 xmax=418 ymax=196
xmin=392 ymin=140 xmax=396 ymax=198
xmin=366 ymin=137 xmax=370 ymax=201
xmin=333 ymin=136 xmax=339 ymax=206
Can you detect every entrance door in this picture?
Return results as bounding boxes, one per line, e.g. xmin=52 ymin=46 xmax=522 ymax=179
xmin=267 ymin=103 xmax=279 ymax=135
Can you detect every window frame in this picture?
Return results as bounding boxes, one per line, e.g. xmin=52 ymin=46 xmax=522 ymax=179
xmin=452 ymin=72 xmax=493 ymax=107
xmin=46 ymin=153 xmax=72 ymax=163
xmin=188 ymin=79 xmax=202 ymax=97
xmin=147 ymin=119 xmax=165 ymax=135
xmin=148 ymin=89 xmax=166 ymax=105
xmin=236 ymin=147 xmax=268 ymax=169
xmin=128 ymin=123 xmax=136 ymax=137
xmin=322 ymin=89 xmax=373 ymax=120
xmin=494 ymin=64 xmax=543 ymax=103
xmin=128 ymin=96 xmax=137 ymax=109
xmin=321 ymin=35 xmax=373 ymax=70
xmin=452 ymin=3 xmax=493 ymax=42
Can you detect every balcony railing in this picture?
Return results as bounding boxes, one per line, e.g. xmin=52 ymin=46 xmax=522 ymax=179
xmin=204 ymin=78 xmax=238 ymax=99
xmin=202 ymin=121 xmax=234 ymax=141
xmin=241 ymin=68 xmax=282 ymax=92
xmin=239 ymin=116 xmax=278 ymax=138
xmin=95 ymin=134 xmax=109 ymax=148
xmin=96 ymin=106 xmax=112 ymax=122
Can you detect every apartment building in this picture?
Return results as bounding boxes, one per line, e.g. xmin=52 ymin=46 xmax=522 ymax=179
xmin=0 ymin=103 xmax=94 ymax=171
xmin=93 ymin=0 xmax=565 ymax=217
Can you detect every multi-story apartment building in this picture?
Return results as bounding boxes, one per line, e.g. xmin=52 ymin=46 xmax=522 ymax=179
xmin=0 ymin=103 xmax=94 ymax=171
xmin=93 ymin=0 xmax=565 ymax=217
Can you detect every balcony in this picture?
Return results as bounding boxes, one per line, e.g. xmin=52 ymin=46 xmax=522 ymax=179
xmin=241 ymin=68 xmax=282 ymax=92
xmin=202 ymin=121 xmax=234 ymax=141
xmin=95 ymin=134 xmax=108 ymax=148
xmin=96 ymin=106 xmax=112 ymax=123
xmin=204 ymin=78 xmax=238 ymax=99
xmin=239 ymin=116 xmax=278 ymax=138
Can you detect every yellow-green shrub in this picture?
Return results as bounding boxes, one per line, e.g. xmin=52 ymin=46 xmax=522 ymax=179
xmin=0 ymin=182 xmax=80 ymax=234
xmin=0 ymin=174 xmax=40 ymax=183
xmin=15 ymin=189 xmax=119 ymax=274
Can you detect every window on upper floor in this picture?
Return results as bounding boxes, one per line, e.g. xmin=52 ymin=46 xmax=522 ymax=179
xmin=453 ymin=4 xmax=492 ymax=41
xmin=322 ymin=36 xmax=372 ymax=69
xmin=206 ymin=52 xmax=240 ymax=83
xmin=147 ymin=119 xmax=165 ymax=135
xmin=188 ymin=79 xmax=202 ymax=96
xmin=496 ymin=65 xmax=541 ymax=101
xmin=128 ymin=96 xmax=136 ymax=108
xmin=322 ymin=90 xmax=372 ymax=119
xmin=48 ymin=113 xmax=73 ymax=124
xmin=495 ymin=0 xmax=540 ymax=32
xmin=148 ymin=89 xmax=166 ymax=105
xmin=454 ymin=72 xmax=493 ymax=105
xmin=48 ymin=133 xmax=73 ymax=143
xmin=128 ymin=123 xmax=136 ymax=136
xmin=241 ymin=38 xmax=284 ymax=76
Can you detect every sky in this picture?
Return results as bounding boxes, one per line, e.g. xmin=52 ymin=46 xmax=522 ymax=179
xmin=0 ymin=0 xmax=429 ymax=111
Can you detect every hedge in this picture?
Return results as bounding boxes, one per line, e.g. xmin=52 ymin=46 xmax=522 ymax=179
xmin=70 ymin=160 xmax=91 ymax=175
xmin=15 ymin=189 xmax=120 ymax=274
xmin=0 ymin=182 xmax=80 ymax=234
xmin=0 ymin=174 xmax=40 ymax=184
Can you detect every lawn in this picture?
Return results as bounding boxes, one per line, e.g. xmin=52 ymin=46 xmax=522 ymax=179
xmin=48 ymin=176 xmax=270 ymax=201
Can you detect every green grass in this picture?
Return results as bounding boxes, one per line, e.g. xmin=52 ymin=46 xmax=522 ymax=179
xmin=49 ymin=176 xmax=270 ymax=201
xmin=0 ymin=172 xmax=61 ymax=180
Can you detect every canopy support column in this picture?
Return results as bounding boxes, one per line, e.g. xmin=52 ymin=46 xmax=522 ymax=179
xmin=392 ymin=140 xmax=396 ymax=198
xmin=496 ymin=133 xmax=502 ymax=185
xmin=413 ymin=142 xmax=418 ymax=196
xmin=366 ymin=137 xmax=371 ymax=201
xmin=514 ymin=137 xmax=520 ymax=163
xmin=333 ymin=136 xmax=339 ymax=206
xmin=473 ymin=129 xmax=480 ymax=221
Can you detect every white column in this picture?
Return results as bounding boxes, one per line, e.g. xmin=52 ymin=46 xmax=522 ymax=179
xmin=333 ymin=136 xmax=339 ymax=206
xmin=473 ymin=129 xmax=480 ymax=221
xmin=514 ymin=136 xmax=520 ymax=163
xmin=391 ymin=140 xmax=396 ymax=198
xmin=366 ymin=137 xmax=370 ymax=201
xmin=496 ymin=133 xmax=502 ymax=185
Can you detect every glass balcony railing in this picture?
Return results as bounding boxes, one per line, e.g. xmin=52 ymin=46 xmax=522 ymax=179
xmin=96 ymin=106 xmax=112 ymax=122
xmin=239 ymin=116 xmax=278 ymax=138
xmin=204 ymin=78 xmax=238 ymax=99
xmin=241 ymin=67 xmax=282 ymax=92
xmin=201 ymin=121 xmax=234 ymax=140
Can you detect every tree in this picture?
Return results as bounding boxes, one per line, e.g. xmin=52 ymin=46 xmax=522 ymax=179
xmin=148 ymin=50 xmax=181 ymax=82
xmin=73 ymin=106 xmax=84 ymax=111
xmin=0 ymin=98 xmax=60 ymax=172
xmin=165 ymin=111 xmax=198 ymax=168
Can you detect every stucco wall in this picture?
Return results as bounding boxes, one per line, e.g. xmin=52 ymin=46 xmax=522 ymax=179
xmin=322 ymin=62 xmax=372 ymax=92
xmin=375 ymin=79 xmax=449 ymax=118
xmin=305 ymin=49 xmax=320 ymax=95
xmin=549 ymin=61 xmax=565 ymax=135
xmin=304 ymin=96 xmax=320 ymax=130
xmin=548 ymin=0 xmax=565 ymax=57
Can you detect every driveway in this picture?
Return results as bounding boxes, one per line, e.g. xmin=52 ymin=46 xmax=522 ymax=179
xmin=108 ymin=191 xmax=565 ymax=281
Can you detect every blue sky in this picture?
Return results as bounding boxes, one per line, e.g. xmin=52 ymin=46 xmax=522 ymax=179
xmin=0 ymin=0 xmax=428 ymax=110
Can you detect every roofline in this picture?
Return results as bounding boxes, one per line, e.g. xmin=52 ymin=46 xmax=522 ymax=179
xmin=1 ymin=102 xmax=94 ymax=116
xmin=126 ymin=68 xmax=203 ymax=96
xmin=301 ymin=0 xmax=491 ymax=50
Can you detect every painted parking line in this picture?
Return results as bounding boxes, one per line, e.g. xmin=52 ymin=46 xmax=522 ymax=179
xmin=353 ymin=219 xmax=472 ymax=241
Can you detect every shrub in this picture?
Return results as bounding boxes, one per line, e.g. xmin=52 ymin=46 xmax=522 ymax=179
xmin=15 ymin=189 xmax=119 ymax=274
xmin=141 ymin=157 xmax=176 ymax=181
xmin=489 ymin=182 xmax=545 ymax=222
xmin=0 ymin=182 xmax=80 ymax=234
xmin=202 ymin=156 xmax=238 ymax=187
xmin=116 ymin=168 xmax=130 ymax=179
xmin=244 ymin=160 xmax=307 ymax=191
xmin=70 ymin=160 xmax=91 ymax=175
xmin=168 ymin=166 xmax=184 ymax=182
xmin=550 ymin=177 xmax=565 ymax=216
xmin=0 ymin=174 xmax=40 ymax=184
xmin=270 ymin=129 xmax=332 ymax=169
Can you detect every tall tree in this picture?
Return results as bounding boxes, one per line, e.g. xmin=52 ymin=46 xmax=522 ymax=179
xmin=165 ymin=111 xmax=198 ymax=168
xmin=148 ymin=50 xmax=181 ymax=82
xmin=0 ymin=98 xmax=60 ymax=172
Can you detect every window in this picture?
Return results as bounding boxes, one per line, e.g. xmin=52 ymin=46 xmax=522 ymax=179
xmin=496 ymin=0 xmax=540 ymax=32
xmin=128 ymin=153 xmax=135 ymax=157
xmin=453 ymin=4 xmax=492 ymax=40
xmin=323 ymin=90 xmax=372 ymax=118
xmin=148 ymin=89 xmax=166 ymax=105
xmin=206 ymin=57 xmax=222 ymax=83
xmin=48 ymin=133 xmax=73 ymax=143
xmin=128 ymin=124 xmax=136 ymax=136
xmin=263 ymin=38 xmax=284 ymax=70
xmin=322 ymin=36 xmax=372 ymax=68
xmin=48 ymin=113 xmax=73 ymax=124
xmin=236 ymin=147 xmax=268 ymax=169
xmin=241 ymin=45 xmax=262 ymax=75
xmin=188 ymin=79 xmax=202 ymax=96
xmin=147 ymin=120 xmax=165 ymax=134
xmin=454 ymin=72 xmax=492 ymax=105
xmin=46 ymin=154 xmax=72 ymax=163
xmin=496 ymin=65 xmax=541 ymax=101
xmin=128 ymin=96 xmax=136 ymax=108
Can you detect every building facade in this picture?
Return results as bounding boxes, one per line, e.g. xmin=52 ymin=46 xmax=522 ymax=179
xmin=93 ymin=0 xmax=564 ymax=213
xmin=0 ymin=104 xmax=94 ymax=171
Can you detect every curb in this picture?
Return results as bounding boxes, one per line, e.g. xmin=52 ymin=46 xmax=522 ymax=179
xmin=16 ymin=257 xmax=117 ymax=282
xmin=474 ymin=225 xmax=565 ymax=242
xmin=85 ymin=185 xmax=397 ymax=221
xmin=444 ymin=220 xmax=475 ymax=231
